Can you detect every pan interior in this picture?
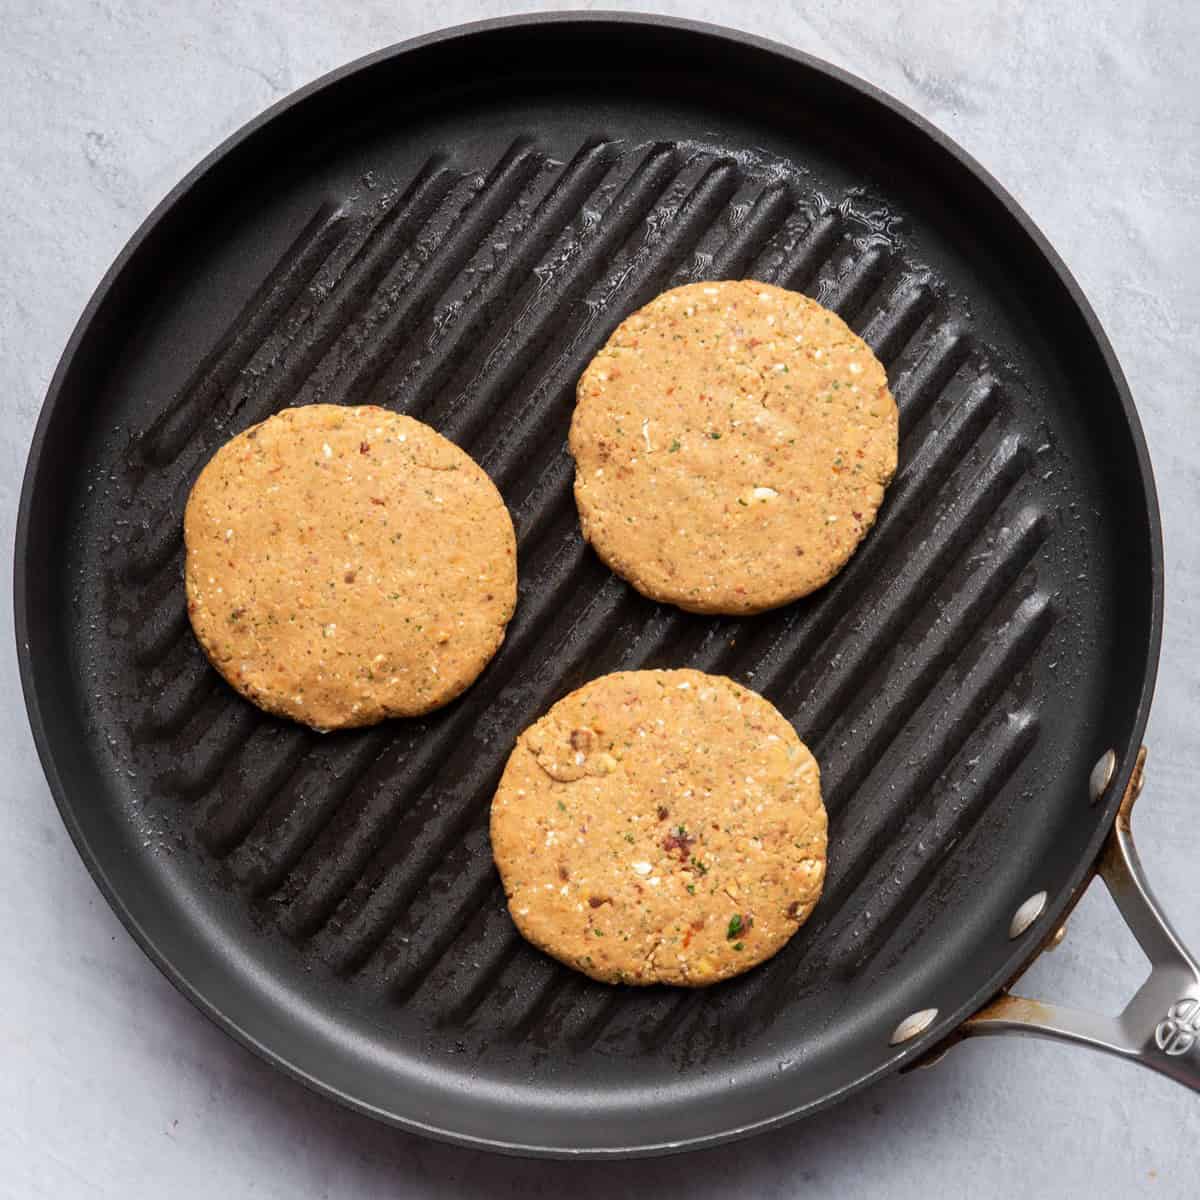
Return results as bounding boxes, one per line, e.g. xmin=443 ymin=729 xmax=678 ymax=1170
xmin=20 ymin=20 xmax=1158 ymax=1154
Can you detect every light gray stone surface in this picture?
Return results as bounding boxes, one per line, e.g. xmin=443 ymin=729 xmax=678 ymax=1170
xmin=3 ymin=2 xmax=1198 ymax=1195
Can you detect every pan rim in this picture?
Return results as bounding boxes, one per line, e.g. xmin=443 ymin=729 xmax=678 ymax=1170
xmin=14 ymin=10 xmax=1164 ymax=1158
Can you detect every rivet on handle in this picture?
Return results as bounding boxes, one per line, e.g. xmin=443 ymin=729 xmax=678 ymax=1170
xmin=890 ymin=1008 xmax=938 ymax=1045
xmin=1046 ymin=921 xmax=1068 ymax=951
xmin=1009 ymin=890 xmax=1047 ymax=939
xmin=1089 ymin=749 xmax=1116 ymax=803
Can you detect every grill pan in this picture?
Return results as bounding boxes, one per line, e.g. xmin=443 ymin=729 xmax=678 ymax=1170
xmin=17 ymin=13 xmax=1200 ymax=1157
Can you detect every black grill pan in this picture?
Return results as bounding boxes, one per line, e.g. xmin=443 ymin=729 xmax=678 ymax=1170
xmin=18 ymin=13 xmax=1188 ymax=1157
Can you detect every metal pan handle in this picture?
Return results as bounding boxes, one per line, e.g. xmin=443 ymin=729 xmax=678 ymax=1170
xmin=959 ymin=748 xmax=1200 ymax=1091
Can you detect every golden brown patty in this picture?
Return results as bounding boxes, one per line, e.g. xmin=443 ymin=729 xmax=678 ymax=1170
xmin=490 ymin=669 xmax=826 ymax=987
xmin=184 ymin=404 xmax=516 ymax=730
xmin=569 ymin=280 xmax=898 ymax=614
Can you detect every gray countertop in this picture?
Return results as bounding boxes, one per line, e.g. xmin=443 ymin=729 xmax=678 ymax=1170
xmin=4 ymin=1 xmax=1199 ymax=1195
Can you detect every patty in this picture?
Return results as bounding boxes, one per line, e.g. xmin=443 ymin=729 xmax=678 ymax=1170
xmin=569 ymin=279 xmax=898 ymax=614
xmin=184 ymin=404 xmax=517 ymax=730
xmin=490 ymin=669 xmax=826 ymax=987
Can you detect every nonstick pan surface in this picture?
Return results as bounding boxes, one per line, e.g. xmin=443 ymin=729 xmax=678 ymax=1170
xmin=16 ymin=14 xmax=1162 ymax=1157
